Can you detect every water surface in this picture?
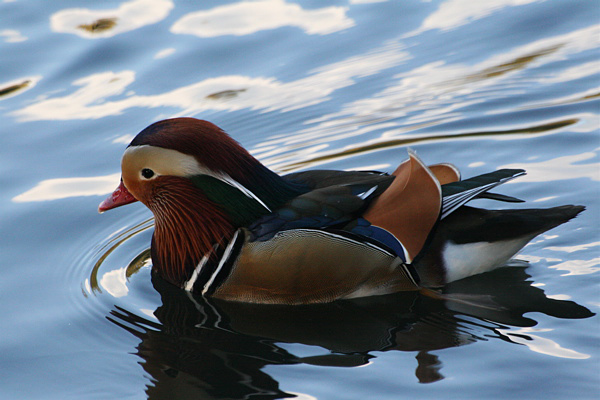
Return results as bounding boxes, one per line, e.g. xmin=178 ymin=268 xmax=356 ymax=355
xmin=1 ymin=1 xmax=598 ymax=399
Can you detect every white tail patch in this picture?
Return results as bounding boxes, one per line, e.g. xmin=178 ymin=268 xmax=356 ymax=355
xmin=442 ymin=237 xmax=533 ymax=283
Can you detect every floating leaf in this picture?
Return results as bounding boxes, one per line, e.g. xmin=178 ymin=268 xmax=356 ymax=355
xmin=206 ymin=89 xmax=247 ymax=100
xmin=0 ymin=80 xmax=31 ymax=97
xmin=78 ymin=17 xmax=118 ymax=33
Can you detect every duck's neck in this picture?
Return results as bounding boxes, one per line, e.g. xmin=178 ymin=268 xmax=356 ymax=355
xmin=246 ymin=163 xmax=308 ymax=208
xmin=149 ymin=177 xmax=234 ymax=287
xmin=149 ymin=160 xmax=306 ymax=286
xmin=192 ymin=162 xmax=308 ymax=227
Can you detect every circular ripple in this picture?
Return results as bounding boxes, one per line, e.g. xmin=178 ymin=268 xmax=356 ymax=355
xmin=65 ymin=209 xmax=162 ymax=343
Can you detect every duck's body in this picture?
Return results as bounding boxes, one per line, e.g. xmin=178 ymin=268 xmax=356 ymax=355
xmin=99 ymin=118 xmax=583 ymax=304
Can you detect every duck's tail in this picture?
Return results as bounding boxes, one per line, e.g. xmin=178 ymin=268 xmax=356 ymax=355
xmin=363 ymin=151 xmax=584 ymax=287
xmin=413 ymin=204 xmax=585 ymax=287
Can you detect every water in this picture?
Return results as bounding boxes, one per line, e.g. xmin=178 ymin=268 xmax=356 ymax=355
xmin=1 ymin=1 xmax=598 ymax=399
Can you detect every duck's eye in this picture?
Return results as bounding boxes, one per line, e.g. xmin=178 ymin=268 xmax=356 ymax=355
xmin=141 ymin=168 xmax=155 ymax=179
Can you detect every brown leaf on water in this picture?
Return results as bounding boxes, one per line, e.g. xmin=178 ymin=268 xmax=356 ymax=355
xmin=0 ymin=80 xmax=31 ymax=97
xmin=78 ymin=17 xmax=118 ymax=33
xmin=206 ymin=89 xmax=247 ymax=100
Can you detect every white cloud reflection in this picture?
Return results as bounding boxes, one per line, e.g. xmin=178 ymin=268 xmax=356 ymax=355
xmin=11 ymin=44 xmax=408 ymax=121
xmin=538 ymin=61 xmax=600 ymax=85
xmin=12 ymin=71 xmax=136 ymax=120
xmin=50 ymin=0 xmax=173 ymax=39
xmin=112 ymin=134 xmax=135 ymax=144
xmin=100 ymin=267 xmax=129 ymax=297
xmin=0 ymin=29 xmax=27 ymax=43
xmin=154 ymin=47 xmax=175 ymax=59
xmin=406 ymin=0 xmax=543 ymax=36
xmin=320 ymin=24 xmax=600 ymax=130
xmin=498 ymin=326 xmax=590 ymax=359
xmin=550 ymin=258 xmax=600 ymax=277
xmin=499 ymin=151 xmax=599 ymax=182
xmin=12 ymin=173 xmax=120 ymax=203
xmin=171 ymin=0 xmax=354 ymax=37
xmin=546 ymin=242 xmax=600 ymax=254
xmin=7 ymin=4 xmax=598 ymax=182
xmin=255 ymin=24 xmax=599 ymax=168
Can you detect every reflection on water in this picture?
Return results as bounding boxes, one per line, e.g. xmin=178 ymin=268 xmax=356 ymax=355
xmin=549 ymin=258 xmax=600 ymax=277
xmin=500 ymin=151 xmax=600 ymax=183
xmin=405 ymin=0 xmax=541 ymax=36
xmin=10 ymin=44 xmax=407 ymax=122
xmin=0 ymin=29 xmax=27 ymax=43
xmin=86 ymin=218 xmax=153 ymax=295
xmin=496 ymin=326 xmax=590 ymax=359
xmin=50 ymin=0 xmax=173 ymax=39
xmin=256 ymin=26 xmax=599 ymax=169
xmin=0 ymin=79 xmax=32 ymax=98
xmin=276 ymin=119 xmax=579 ymax=172
xmin=0 ymin=77 xmax=40 ymax=99
xmin=77 ymin=18 xmax=118 ymax=34
xmin=12 ymin=173 xmax=120 ymax=203
xmin=104 ymin=265 xmax=592 ymax=398
xmin=171 ymin=0 xmax=354 ymax=37
xmin=11 ymin=17 xmax=597 ymax=180
xmin=15 ymin=21 xmax=598 ymax=129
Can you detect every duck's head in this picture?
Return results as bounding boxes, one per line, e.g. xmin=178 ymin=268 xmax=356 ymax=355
xmin=99 ymin=118 xmax=303 ymax=285
xmin=100 ymin=118 xmax=264 ymax=212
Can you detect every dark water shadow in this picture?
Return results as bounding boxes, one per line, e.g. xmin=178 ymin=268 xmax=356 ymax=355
xmin=107 ymin=266 xmax=593 ymax=399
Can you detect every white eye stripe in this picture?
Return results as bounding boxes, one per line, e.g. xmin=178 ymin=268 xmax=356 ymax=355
xmin=123 ymin=145 xmax=271 ymax=211
xmin=123 ymin=145 xmax=205 ymax=177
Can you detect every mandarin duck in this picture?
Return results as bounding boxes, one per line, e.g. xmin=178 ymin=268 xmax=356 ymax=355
xmin=99 ymin=118 xmax=584 ymax=304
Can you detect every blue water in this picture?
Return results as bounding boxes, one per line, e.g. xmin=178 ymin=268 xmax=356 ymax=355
xmin=1 ymin=1 xmax=598 ymax=399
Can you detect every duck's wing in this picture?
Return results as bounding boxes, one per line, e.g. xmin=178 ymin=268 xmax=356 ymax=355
xmin=476 ymin=192 xmax=525 ymax=203
xmin=440 ymin=169 xmax=525 ymax=219
xmin=428 ymin=163 xmax=461 ymax=184
xmin=286 ymin=163 xmax=461 ymax=188
xmin=363 ymin=151 xmax=442 ymax=262
xmin=284 ymin=169 xmax=390 ymax=189
xmin=249 ymin=175 xmax=393 ymax=241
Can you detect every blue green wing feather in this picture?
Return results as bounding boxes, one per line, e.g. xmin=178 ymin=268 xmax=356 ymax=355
xmin=248 ymin=181 xmax=387 ymax=241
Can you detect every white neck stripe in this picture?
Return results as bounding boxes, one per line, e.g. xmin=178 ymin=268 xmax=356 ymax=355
xmin=183 ymin=253 xmax=210 ymax=291
xmin=202 ymin=229 xmax=241 ymax=295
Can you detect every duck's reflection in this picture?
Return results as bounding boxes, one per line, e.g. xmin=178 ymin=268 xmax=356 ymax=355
xmin=107 ymin=267 xmax=593 ymax=398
